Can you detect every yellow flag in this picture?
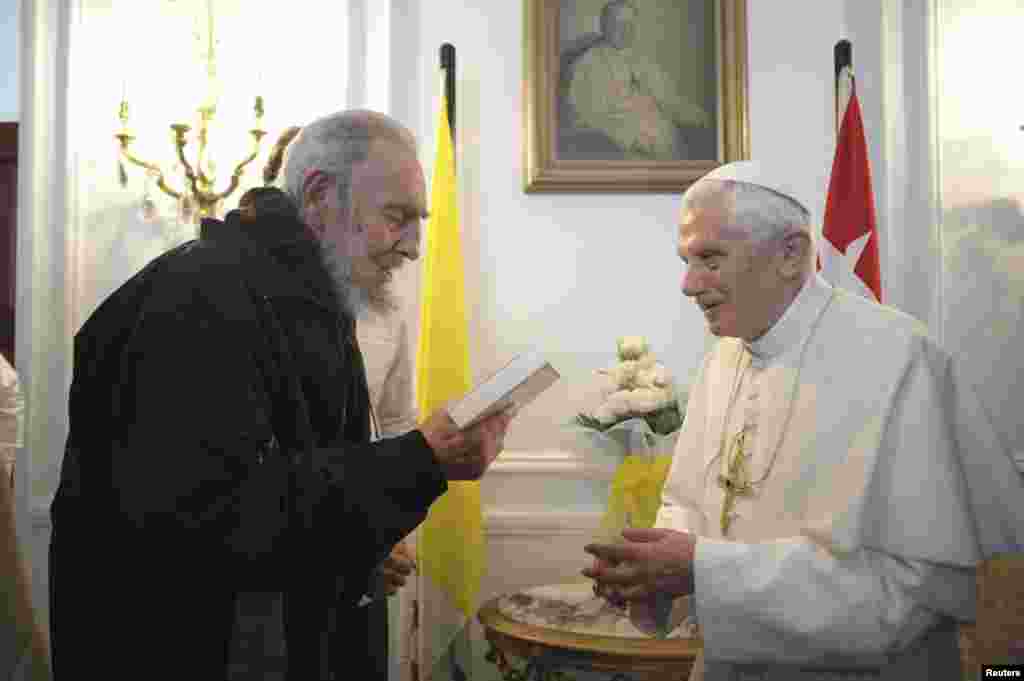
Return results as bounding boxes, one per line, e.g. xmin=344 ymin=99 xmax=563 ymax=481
xmin=414 ymin=84 xmax=482 ymax=677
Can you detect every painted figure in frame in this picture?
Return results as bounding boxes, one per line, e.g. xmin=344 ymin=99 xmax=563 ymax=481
xmin=559 ymin=0 xmax=716 ymax=161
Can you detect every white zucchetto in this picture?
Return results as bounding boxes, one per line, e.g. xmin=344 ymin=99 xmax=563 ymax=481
xmin=692 ymin=160 xmax=816 ymax=226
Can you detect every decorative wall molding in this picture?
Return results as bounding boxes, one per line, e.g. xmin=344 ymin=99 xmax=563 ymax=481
xmin=481 ymin=449 xmax=614 ymax=510
xmin=484 ymin=509 xmax=602 ymax=537
xmin=488 ymin=449 xmax=616 ymax=481
xmin=28 ymin=451 xmax=613 ymax=531
xmin=28 ymin=449 xmax=1023 ymax=532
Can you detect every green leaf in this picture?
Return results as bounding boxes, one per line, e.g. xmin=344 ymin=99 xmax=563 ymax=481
xmin=641 ymin=405 xmax=684 ymax=435
xmin=575 ymin=413 xmax=610 ymax=431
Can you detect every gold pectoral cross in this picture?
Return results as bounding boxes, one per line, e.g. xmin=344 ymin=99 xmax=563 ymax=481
xmin=717 ymin=427 xmax=754 ymax=537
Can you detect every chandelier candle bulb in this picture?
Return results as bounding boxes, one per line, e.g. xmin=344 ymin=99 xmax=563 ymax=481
xmin=117 ymin=100 xmax=129 ymax=134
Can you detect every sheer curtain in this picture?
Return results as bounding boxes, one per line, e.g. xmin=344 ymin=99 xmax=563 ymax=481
xmin=880 ymin=0 xmax=1022 ymax=473
xmin=932 ymin=0 xmax=1024 ymax=472
xmin=16 ymin=4 xmax=74 ymax=662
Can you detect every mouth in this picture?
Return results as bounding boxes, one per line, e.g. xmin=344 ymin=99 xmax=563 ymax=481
xmin=699 ymin=301 xmax=720 ymax=314
xmin=377 ymin=262 xmax=399 ymax=281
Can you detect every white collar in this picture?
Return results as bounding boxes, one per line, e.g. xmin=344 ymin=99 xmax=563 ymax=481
xmin=744 ymin=273 xmax=834 ymax=364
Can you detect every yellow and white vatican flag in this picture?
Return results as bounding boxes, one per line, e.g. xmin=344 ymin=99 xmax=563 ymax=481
xmin=411 ymin=62 xmax=483 ymax=681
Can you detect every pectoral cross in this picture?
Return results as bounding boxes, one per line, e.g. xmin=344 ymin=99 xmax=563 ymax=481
xmin=717 ymin=427 xmax=754 ymax=537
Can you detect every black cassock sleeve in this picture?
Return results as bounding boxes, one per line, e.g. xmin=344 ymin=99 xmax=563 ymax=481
xmin=108 ymin=256 xmax=446 ymax=588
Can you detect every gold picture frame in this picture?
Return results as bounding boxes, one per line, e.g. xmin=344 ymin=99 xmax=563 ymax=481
xmin=523 ymin=0 xmax=749 ymax=193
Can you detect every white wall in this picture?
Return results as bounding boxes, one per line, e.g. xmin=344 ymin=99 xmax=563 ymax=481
xmin=0 ymin=0 xmax=16 ymax=120
xmin=407 ymin=1 xmax=715 ymax=460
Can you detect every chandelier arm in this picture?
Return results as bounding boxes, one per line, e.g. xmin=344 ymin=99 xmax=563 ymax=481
xmin=214 ymin=130 xmax=267 ymax=202
xmin=213 ymin=174 xmax=243 ymax=204
xmin=154 ymin=176 xmax=184 ymax=201
xmin=172 ymin=128 xmax=203 ymax=201
xmin=116 ymin=142 xmax=183 ymax=200
xmin=196 ymin=117 xmax=214 ymax=190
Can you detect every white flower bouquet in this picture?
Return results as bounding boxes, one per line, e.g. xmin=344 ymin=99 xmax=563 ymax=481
xmin=574 ymin=336 xmax=685 ymax=444
xmin=568 ymin=336 xmax=687 ymax=530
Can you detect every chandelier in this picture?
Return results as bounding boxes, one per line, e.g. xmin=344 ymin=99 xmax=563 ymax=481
xmin=114 ymin=0 xmax=267 ymax=224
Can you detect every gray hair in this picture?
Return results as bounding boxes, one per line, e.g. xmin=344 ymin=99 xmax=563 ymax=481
xmin=681 ymin=179 xmax=812 ymax=246
xmin=282 ymin=109 xmax=417 ymax=219
xmin=600 ymin=0 xmax=637 ymax=36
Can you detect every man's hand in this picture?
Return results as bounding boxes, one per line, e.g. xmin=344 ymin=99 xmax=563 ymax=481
xmin=419 ymin=407 xmax=514 ymax=481
xmin=588 ymin=556 xmax=628 ymax=609
xmin=371 ymin=541 xmax=417 ymax=598
xmin=582 ymin=527 xmax=696 ymax=602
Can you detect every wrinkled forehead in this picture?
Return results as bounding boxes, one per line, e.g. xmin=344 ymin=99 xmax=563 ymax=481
xmin=677 ymin=191 xmax=749 ymax=250
xmin=353 ymin=138 xmax=426 ymax=203
xmin=680 ymin=183 xmax=729 ymax=231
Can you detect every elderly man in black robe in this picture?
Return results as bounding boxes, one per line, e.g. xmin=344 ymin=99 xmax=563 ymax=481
xmin=48 ymin=109 xmax=512 ymax=680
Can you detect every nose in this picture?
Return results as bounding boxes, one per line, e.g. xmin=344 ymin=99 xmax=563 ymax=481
xmin=399 ymin=243 xmax=420 ymax=261
xmin=681 ymin=265 xmax=703 ymax=298
xmin=397 ymin=221 xmax=421 ymax=261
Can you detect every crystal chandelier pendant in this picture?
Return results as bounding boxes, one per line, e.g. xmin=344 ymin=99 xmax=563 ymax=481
xmin=139 ymin=196 xmax=159 ymax=223
xmin=138 ymin=171 xmax=160 ymax=223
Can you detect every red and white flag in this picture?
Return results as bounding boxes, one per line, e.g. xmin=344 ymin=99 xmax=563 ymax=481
xmin=819 ymin=67 xmax=883 ymax=302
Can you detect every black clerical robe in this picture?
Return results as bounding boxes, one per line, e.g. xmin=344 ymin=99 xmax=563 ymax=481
xmin=49 ymin=208 xmax=444 ymax=679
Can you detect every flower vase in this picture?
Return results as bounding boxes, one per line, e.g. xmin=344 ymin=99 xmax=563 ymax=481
xmin=606 ymin=428 xmax=678 ymax=538
xmin=570 ymin=419 xmax=680 ymax=541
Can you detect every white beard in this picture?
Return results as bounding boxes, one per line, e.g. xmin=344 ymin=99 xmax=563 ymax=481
xmin=320 ymin=241 xmax=369 ymax=318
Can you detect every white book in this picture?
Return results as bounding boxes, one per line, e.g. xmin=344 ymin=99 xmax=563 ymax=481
xmin=447 ymin=351 xmax=560 ymax=429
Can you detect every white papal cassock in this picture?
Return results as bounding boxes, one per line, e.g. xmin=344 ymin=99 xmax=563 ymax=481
xmin=655 ymin=273 xmax=1023 ymax=681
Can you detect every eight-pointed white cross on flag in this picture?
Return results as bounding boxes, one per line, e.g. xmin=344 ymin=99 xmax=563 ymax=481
xmin=818 ymin=79 xmax=882 ymax=303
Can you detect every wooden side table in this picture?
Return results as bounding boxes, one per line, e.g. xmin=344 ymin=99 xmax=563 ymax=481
xmin=478 ymin=598 xmax=701 ymax=681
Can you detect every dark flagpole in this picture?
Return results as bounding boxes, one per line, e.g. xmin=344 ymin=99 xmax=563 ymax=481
xmin=440 ymin=43 xmax=456 ymax=147
xmin=834 ymin=39 xmax=852 ymax=137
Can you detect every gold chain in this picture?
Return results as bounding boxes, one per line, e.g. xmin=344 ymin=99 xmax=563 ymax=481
xmin=714 ymin=288 xmax=838 ymax=536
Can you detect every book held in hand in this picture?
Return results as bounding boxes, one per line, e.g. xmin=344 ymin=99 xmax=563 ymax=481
xmin=447 ymin=351 xmax=560 ymax=429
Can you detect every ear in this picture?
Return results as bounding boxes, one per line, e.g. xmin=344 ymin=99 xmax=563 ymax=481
xmin=778 ymin=231 xmax=811 ymax=279
xmin=301 ymin=170 xmax=332 ymax=232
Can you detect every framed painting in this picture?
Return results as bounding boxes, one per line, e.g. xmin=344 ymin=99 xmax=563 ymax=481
xmin=523 ymin=0 xmax=749 ymax=193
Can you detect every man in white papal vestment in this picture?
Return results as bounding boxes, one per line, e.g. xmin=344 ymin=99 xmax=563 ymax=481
xmin=583 ymin=160 xmax=1024 ymax=680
